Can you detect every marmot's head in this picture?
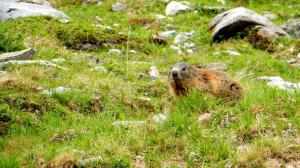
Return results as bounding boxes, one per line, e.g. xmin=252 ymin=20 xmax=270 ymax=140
xmin=170 ymin=62 xmax=191 ymax=80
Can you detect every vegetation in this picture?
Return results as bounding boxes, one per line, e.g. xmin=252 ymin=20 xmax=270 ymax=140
xmin=0 ymin=0 xmax=299 ymax=167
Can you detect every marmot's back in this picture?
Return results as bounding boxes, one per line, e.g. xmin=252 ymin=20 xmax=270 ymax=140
xmin=169 ymin=62 xmax=244 ymax=100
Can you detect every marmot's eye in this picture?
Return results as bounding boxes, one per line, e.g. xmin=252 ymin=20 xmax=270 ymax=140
xmin=182 ymin=67 xmax=186 ymax=71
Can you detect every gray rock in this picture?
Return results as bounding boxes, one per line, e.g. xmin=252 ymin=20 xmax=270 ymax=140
xmin=0 ymin=71 xmax=7 ymax=77
xmin=112 ymin=2 xmax=126 ymax=12
xmin=205 ymin=62 xmax=227 ymax=71
xmin=281 ymin=19 xmax=300 ymax=38
xmin=59 ymin=18 xmax=71 ymax=24
xmin=158 ymin=30 xmax=176 ymax=38
xmin=165 ymin=1 xmax=190 ymax=16
xmin=148 ymin=66 xmax=160 ymax=78
xmin=108 ymin=49 xmax=122 ymax=56
xmin=0 ymin=48 xmax=36 ymax=62
xmin=197 ymin=113 xmax=212 ymax=126
xmin=209 ymin=7 xmax=288 ymax=41
xmin=0 ymin=0 xmax=69 ymax=21
xmin=174 ymin=33 xmax=189 ymax=43
xmin=152 ymin=113 xmax=168 ymax=123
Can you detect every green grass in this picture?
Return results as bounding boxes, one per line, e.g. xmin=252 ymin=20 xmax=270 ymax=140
xmin=0 ymin=0 xmax=299 ymax=167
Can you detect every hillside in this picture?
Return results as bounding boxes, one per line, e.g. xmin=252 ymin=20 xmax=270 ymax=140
xmin=0 ymin=0 xmax=299 ymax=167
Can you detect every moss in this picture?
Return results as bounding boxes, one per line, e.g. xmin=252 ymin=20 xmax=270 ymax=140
xmin=0 ymin=30 xmax=25 ymax=53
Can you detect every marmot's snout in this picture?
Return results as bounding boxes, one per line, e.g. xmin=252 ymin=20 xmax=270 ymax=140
xmin=170 ymin=62 xmax=189 ymax=80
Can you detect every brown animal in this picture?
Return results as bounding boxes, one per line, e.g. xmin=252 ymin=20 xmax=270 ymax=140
xmin=168 ymin=62 xmax=244 ymax=100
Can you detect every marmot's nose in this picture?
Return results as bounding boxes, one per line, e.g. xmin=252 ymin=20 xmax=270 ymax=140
xmin=171 ymin=71 xmax=178 ymax=78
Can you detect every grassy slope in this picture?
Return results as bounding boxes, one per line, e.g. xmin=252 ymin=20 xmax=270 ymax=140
xmin=0 ymin=0 xmax=300 ymax=167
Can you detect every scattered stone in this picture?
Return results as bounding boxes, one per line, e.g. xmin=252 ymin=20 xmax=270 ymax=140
xmin=129 ymin=50 xmax=137 ymax=54
xmin=78 ymin=156 xmax=102 ymax=166
xmin=158 ymin=30 xmax=176 ymax=38
xmin=197 ymin=113 xmax=212 ymax=126
xmin=42 ymin=86 xmax=70 ymax=95
xmin=148 ymin=66 xmax=160 ymax=78
xmin=281 ymin=19 xmax=300 ymax=38
xmin=174 ymin=33 xmax=188 ymax=44
xmin=0 ymin=48 xmax=36 ymax=62
xmin=90 ymin=66 xmax=108 ymax=73
xmin=58 ymin=18 xmax=71 ymax=24
xmin=185 ymin=30 xmax=196 ymax=36
xmin=0 ymin=0 xmax=69 ymax=21
xmin=137 ymin=97 xmax=151 ymax=102
xmin=95 ymin=16 xmax=103 ymax=22
xmin=0 ymin=71 xmax=7 ymax=77
xmin=225 ymin=50 xmax=241 ymax=56
xmin=108 ymin=49 xmax=122 ymax=56
xmin=51 ymin=58 xmax=65 ymax=63
xmin=287 ymin=59 xmax=300 ymax=67
xmin=152 ymin=34 xmax=167 ymax=45
xmin=170 ymin=44 xmax=184 ymax=54
xmin=112 ymin=2 xmax=126 ymax=12
xmin=263 ymin=159 xmax=281 ymax=168
xmin=152 ymin=113 xmax=168 ymax=123
xmin=205 ymin=62 xmax=227 ymax=71
xmin=113 ymin=120 xmax=146 ymax=127
xmin=0 ymin=60 xmax=66 ymax=70
xmin=257 ymin=76 xmax=300 ymax=92
xmin=154 ymin=14 xmax=173 ymax=20
xmin=209 ymin=7 xmax=288 ymax=41
xmin=165 ymin=1 xmax=191 ymax=16
xmin=263 ymin=12 xmax=277 ymax=21
xmin=95 ymin=24 xmax=113 ymax=31
xmin=183 ymin=42 xmax=195 ymax=49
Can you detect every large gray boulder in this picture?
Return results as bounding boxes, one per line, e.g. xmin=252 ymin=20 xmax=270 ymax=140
xmin=0 ymin=48 xmax=36 ymax=62
xmin=209 ymin=7 xmax=288 ymax=41
xmin=0 ymin=0 xmax=69 ymax=21
xmin=281 ymin=19 xmax=300 ymax=38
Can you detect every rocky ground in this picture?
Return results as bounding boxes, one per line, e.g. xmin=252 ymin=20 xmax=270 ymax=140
xmin=0 ymin=0 xmax=300 ymax=167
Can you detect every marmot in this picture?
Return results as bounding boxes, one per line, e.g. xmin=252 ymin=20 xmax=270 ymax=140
xmin=168 ymin=62 xmax=244 ymax=100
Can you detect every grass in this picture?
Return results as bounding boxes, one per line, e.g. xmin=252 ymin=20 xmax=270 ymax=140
xmin=0 ymin=0 xmax=299 ymax=167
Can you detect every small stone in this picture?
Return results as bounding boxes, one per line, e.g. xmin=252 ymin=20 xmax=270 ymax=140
xmin=225 ymin=50 xmax=240 ymax=56
xmin=281 ymin=19 xmax=300 ymax=38
xmin=78 ymin=156 xmax=102 ymax=166
xmin=257 ymin=76 xmax=283 ymax=81
xmin=290 ymin=62 xmax=300 ymax=67
xmin=186 ymin=49 xmax=193 ymax=54
xmin=51 ymin=58 xmax=65 ymax=63
xmin=205 ymin=63 xmax=227 ymax=71
xmin=0 ymin=71 xmax=7 ymax=77
xmin=165 ymin=1 xmax=190 ymax=16
xmin=95 ymin=24 xmax=113 ymax=30
xmin=153 ymin=113 xmax=168 ymax=123
xmin=112 ymin=2 xmax=126 ymax=12
xmin=297 ymin=53 xmax=300 ymax=58
xmin=90 ymin=66 xmax=107 ymax=73
xmin=108 ymin=49 xmax=122 ymax=56
xmin=59 ymin=18 xmax=71 ymax=24
xmin=148 ymin=66 xmax=160 ymax=78
xmin=174 ymin=33 xmax=188 ymax=44
xmin=129 ymin=50 xmax=137 ymax=54
xmin=170 ymin=45 xmax=184 ymax=54
xmin=197 ymin=113 xmax=212 ymax=126
xmin=95 ymin=16 xmax=103 ymax=22
xmin=0 ymin=48 xmax=36 ymax=62
xmin=183 ymin=42 xmax=195 ymax=49
xmin=158 ymin=30 xmax=176 ymax=38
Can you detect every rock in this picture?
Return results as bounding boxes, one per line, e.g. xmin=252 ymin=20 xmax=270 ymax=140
xmin=209 ymin=7 xmax=288 ymax=41
xmin=165 ymin=1 xmax=190 ymax=16
xmin=0 ymin=48 xmax=36 ymax=62
xmin=183 ymin=42 xmax=195 ymax=49
xmin=90 ymin=66 xmax=108 ymax=73
xmin=263 ymin=12 xmax=277 ymax=21
xmin=42 ymin=86 xmax=70 ymax=95
xmin=148 ymin=66 xmax=160 ymax=78
xmin=95 ymin=24 xmax=113 ymax=31
xmin=281 ymin=19 xmax=300 ymax=38
xmin=153 ymin=113 xmax=168 ymax=123
xmin=0 ymin=0 xmax=69 ymax=21
xmin=158 ymin=30 xmax=176 ymax=38
xmin=225 ymin=50 xmax=240 ymax=56
xmin=0 ymin=71 xmax=7 ymax=77
xmin=112 ymin=2 xmax=126 ymax=12
xmin=113 ymin=120 xmax=146 ymax=127
xmin=95 ymin=16 xmax=103 ymax=22
xmin=257 ymin=76 xmax=300 ymax=92
xmin=0 ymin=60 xmax=66 ymax=70
xmin=174 ymin=33 xmax=188 ymax=44
xmin=197 ymin=113 xmax=212 ymax=126
xmin=256 ymin=76 xmax=283 ymax=81
xmin=129 ymin=50 xmax=137 ymax=54
xmin=108 ymin=49 xmax=122 ymax=56
xmin=170 ymin=44 xmax=184 ymax=55
xmin=51 ymin=58 xmax=65 ymax=63
xmin=78 ymin=156 xmax=102 ymax=166
xmin=263 ymin=159 xmax=281 ymax=168
xmin=205 ymin=62 xmax=227 ymax=71
xmin=59 ymin=18 xmax=71 ymax=24
xmin=152 ymin=34 xmax=167 ymax=45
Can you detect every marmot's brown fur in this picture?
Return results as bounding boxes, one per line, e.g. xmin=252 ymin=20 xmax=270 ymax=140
xmin=168 ymin=62 xmax=244 ymax=100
